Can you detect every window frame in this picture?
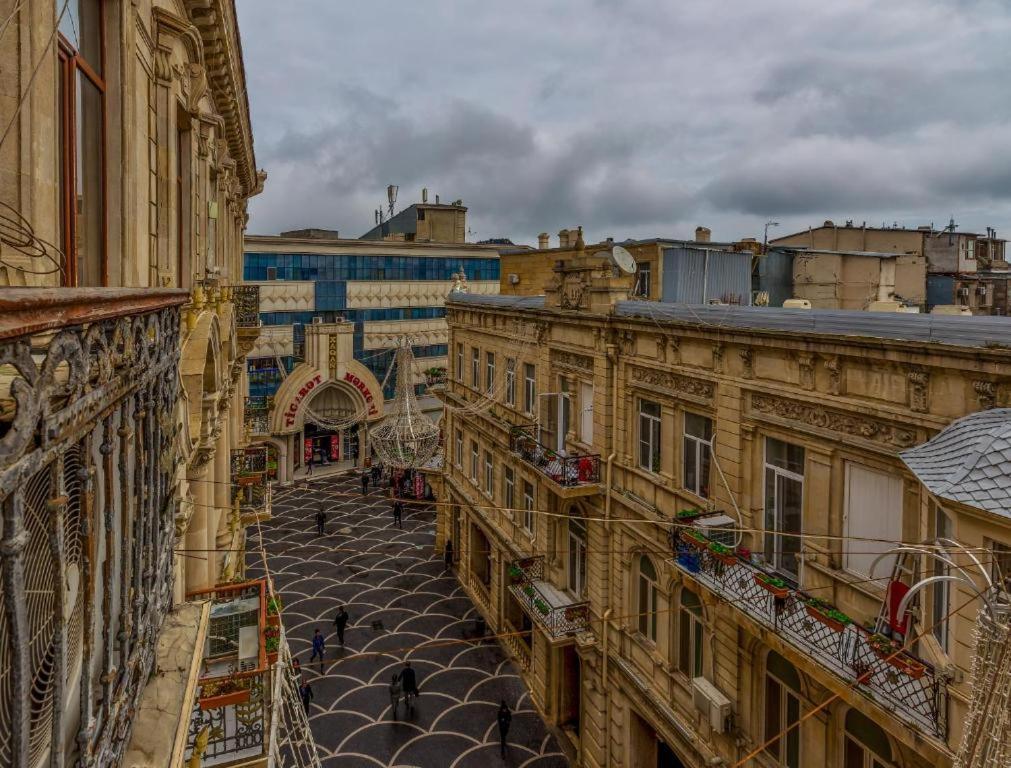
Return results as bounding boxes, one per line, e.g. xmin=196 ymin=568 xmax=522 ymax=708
xmin=454 ymin=429 xmax=463 ymax=467
xmin=486 ymin=351 xmax=496 ymax=395
xmin=682 ymin=412 xmax=713 ymax=498
xmin=504 ymin=466 xmax=515 ymax=512
xmin=524 ymin=363 xmax=536 ymax=415
xmin=763 ymin=437 xmax=805 ymax=582
xmin=470 ymin=440 xmax=479 ymax=483
xmin=471 ymin=347 xmax=480 ymax=388
xmin=483 ymin=450 xmax=493 ymax=496
xmin=505 ymin=358 xmax=516 ymax=406
xmin=764 ymin=658 xmax=801 ymax=768
xmin=58 ymin=1 xmax=108 ymax=287
xmin=637 ymin=555 xmax=659 ymax=642
xmin=636 ymin=261 xmax=652 ymax=297
xmin=677 ymin=588 xmax=704 ymax=679
xmin=568 ymin=515 xmax=587 ymax=598
xmin=456 ymin=343 xmax=464 ymax=381
xmin=522 ymin=480 xmax=535 ymax=535
xmin=638 ymin=399 xmax=662 ymax=473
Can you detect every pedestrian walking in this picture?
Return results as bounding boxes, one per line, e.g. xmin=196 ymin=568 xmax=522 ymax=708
xmin=497 ymin=701 xmax=512 ymax=757
xmin=315 ymin=504 xmax=326 ymax=536
xmin=388 ymin=674 xmax=402 ymax=720
xmin=333 ymin=606 xmax=349 ymax=646
xmin=444 ymin=540 xmax=454 ymax=573
xmin=291 ymin=657 xmax=302 ymax=679
xmin=393 ymin=499 xmax=403 ymax=529
xmin=397 ymin=661 xmax=419 ymax=713
xmin=310 ymin=628 xmax=326 ymax=670
xmin=306 ymin=455 xmax=313 ymax=477
xmin=361 ymin=471 xmax=369 ymax=495
xmin=371 ymin=464 xmax=381 ymax=484
xmin=300 ymin=680 xmax=314 ymax=713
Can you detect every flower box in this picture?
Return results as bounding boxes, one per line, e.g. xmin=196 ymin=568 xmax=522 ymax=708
xmin=805 ymin=599 xmax=851 ymax=632
xmin=867 ymin=634 xmax=927 ymax=679
xmin=679 ymin=529 xmax=709 ymax=552
xmin=676 ymin=508 xmax=703 ymax=522
xmin=199 ymin=687 xmax=250 ymax=710
xmin=753 ymin=572 xmax=790 ymax=599
xmin=533 ymin=599 xmax=550 ymax=616
xmin=508 ymin=565 xmax=525 ymax=584
xmin=677 ymin=551 xmax=701 ymax=573
xmin=522 ymin=584 xmax=536 ymax=598
xmin=708 ymin=542 xmax=737 ymax=566
xmin=266 ymin=614 xmax=280 ymax=627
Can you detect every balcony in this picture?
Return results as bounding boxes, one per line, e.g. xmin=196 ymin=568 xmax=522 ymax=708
xmin=185 ymin=579 xmax=280 ymax=767
xmin=0 ymin=287 xmax=187 ymax=768
xmin=669 ymin=522 xmax=947 ymax=740
xmin=509 ymin=424 xmax=601 ymax=498
xmin=507 ymin=556 xmax=590 ymax=639
xmin=232 ymin=445 xmax=271 ymax=523
xmin=244 ymin=395 xmax=271 ymax=436
xmin=233 ymin=284 xmax=261 ymax=328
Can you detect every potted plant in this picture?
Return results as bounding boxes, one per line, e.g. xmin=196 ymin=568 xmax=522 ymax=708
xmin=867 ymin=634 xmax=927 ymax=679
xmin=805 ymin=597 xmax=852 ymax=632
xmin=264 ymin=625 xmax=280 ymax=664
xmin=522 ymin=584 xmax=536 ymax=599
xmin=533 ymin=598 xmax=550 ymax=616
xmin=677 ymin=550 xmax=701 ymax=573
xmin=708 ymin=541 xmax=737 ymax=566
xmin=735 ymin=546 xmax=751 ymax=561
xmin=676 ymin=508 xmax=703 ymax=522
xmin=679 ymin=529 xmax=709 ymax=552
xmin=508 ymin=564 xmax=525 ymax=584
xmin=199 ymin=678 xmax=250 ymax=710
xmin=266 ymin=596 xmax=282 ymax=626
xmin=753 ymin=572 xmax=790 ymax=599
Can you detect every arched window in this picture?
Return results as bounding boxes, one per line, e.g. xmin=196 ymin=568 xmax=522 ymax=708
xmin=844 ymin=709 xmax=892 ymax=768
xmin=677 ymin=588 xmax=704 ymax=678
xmin=765 ymin=651 xmax=801 ymax=768
xmin=637 ymin=555 xmax=658 ymax=641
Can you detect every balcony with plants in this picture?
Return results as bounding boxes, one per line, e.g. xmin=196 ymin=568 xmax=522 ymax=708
xmin=232 ymin=445 xmax=271 ymax=524
xmin=508 ymin=424 xmax=601 ymax=497
xmin=668 ymin=515 xmax=947 ymax=740
xmin=507 ymin=556 xmax=590 ymax=639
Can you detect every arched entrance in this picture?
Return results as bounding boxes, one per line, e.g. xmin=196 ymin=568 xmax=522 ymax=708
xmin=301 ymin=384 xmax=363 ymax=467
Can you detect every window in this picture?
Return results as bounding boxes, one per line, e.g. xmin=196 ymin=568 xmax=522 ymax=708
xmin=456 ymin=343 xmax=464 ymax=381
xmin=471 ymin=348 xmax=480 ymax=387
xmin=932 ymin=505 xmax=954 ymax=651
xmin=844 ymin=709 xmax=893 ymax=768
xmin=677 ymin=589 xmax=704 ymax=678
xmin=764 ymin=438 xmax=804 ymax=581
xmin=988 ymin=538 xmax=1011 ymax=592
xmin=580 ymin=382 xmax=593 ymax=443
xmin=967 ymin=238 xmax=976 ymax=260
xmin=637 ymin=555 xmax=659 ymax=641
xmin=59 ymin=0 xmax=106 ymax=286
xmin=568 ymin=516 xmax=587 ymax=597
xmin=455 ymin=429 xmax=463 ymax=467
xmin=560 ymin=378 xmax=571 ymax=447
xmin=504 ymin=466 xmax=515 ymax=512
xmin=638 ymin=400 xmax=662 ymax=473
xmin=524 ymin=363 xmax=536 ymax=414
xmin=523 ymin=481 xmax=534 ymax=534
xmin=505 ymin=358 xmax=516 ymax=406
xmin=636 ymin=262 xmax=652 ymax=297
xmin=765 ymin=652 xmax=801 ymax=768
xmin=486 ymin=352 xmax=496 ymax=394
xmin=683 ymin=413 xmax=712 ymax=497
xmin=484 ymin=451 xmax=493 ymax=495
xmin=843 ymin=464 xmax=903 ymax=578
xmin=470 ymin=441 xmax=479 ymax=483
xmin=266 ymin=266 xmax=277 ymax=281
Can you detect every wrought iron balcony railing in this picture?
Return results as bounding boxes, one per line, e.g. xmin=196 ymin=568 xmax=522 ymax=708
xmin=232 ymin=445 xmax=270 ymax=520
xmin=244 ymin=396 xmax=271 ymax=436
xmin=233 ymin=285 xmax=261 ymax=328
xmin=507 ymin=556 xmax=590 ymax=638
xmin=669 ymin=523 xmax=947 ymax=740
xmin=185 ymin=579 xmax=280 ymax=766
xmin=0 ymin=287 xmax=187 ymax=768
xmin=508 ymin=425 xmax=601 ymax=487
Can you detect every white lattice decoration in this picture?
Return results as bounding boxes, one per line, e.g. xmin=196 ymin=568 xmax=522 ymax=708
xmin=370 ymin=342 xmax=441 ymax=469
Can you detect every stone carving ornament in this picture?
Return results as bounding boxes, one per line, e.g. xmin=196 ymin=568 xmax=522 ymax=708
xmin=629 ymin=365 xmax=714 ymax=400
xmin=750 ymin=393 xmax=916 ymax=448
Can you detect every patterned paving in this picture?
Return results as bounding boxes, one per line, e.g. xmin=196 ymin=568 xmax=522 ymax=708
xmin=247 ymin=472 xmax=569 ymax=768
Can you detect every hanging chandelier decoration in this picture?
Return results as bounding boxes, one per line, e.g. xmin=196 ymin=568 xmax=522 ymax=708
xmin=370 ymin=340 xmax=441 ymax=469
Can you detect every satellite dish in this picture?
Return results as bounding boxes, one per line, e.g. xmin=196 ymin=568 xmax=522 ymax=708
xmin=610 ymin=245 xmax=637 ymax=274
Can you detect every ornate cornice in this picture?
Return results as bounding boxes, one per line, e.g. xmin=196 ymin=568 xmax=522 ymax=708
xmin=749 ymin=392 xmax=917 ymax=449
xmin=629 ymin=365 xmax=714 ymax=401
xmin=551 ymin=349 xmax=594 ymax=373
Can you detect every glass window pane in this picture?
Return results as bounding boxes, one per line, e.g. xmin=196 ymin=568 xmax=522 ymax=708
xmin=75 ymin=71 xmax=104 ymax=286
xmin=764 ymin=677 xmax=781 ymax=758
xmin=786 ymin=694 xmax=800 ymax=768
xmin=678 ymin=608 xmax=690 ymax=675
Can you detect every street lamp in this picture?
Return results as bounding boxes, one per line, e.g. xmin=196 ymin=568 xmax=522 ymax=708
xmin=763 ymin=220 xmax=780 ymax=251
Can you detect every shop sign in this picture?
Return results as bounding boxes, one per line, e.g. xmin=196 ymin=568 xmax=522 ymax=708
xmin=330 ymin=435 xmax=340 ymax=461
xmin=284 ymin=373 xmax=323 ymax=427
xmin=343 ymin=371 xmax=379 ymax=415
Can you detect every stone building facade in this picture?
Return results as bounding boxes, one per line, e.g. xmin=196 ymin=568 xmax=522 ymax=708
xmin=437 ymin=245 xmax=1011 ymax=767
xmin=0 ymin=1 xmax=263 ymax=765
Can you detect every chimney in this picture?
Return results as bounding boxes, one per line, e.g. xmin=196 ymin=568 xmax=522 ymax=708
xmin=538 ymin=232 xmax=550 ymax=249
xmin=435 ymin=194 xmax=440 ymax=204
xmin=558 ymin=229 xmax=570 ymax=248
xmin=422 ymin=187 xmax=428 ymax=204
xmin=695 ymin=226 xmax=711 ymax=243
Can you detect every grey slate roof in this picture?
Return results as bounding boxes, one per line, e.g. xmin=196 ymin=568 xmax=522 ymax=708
xmin=900 ymin=409 xmax=1011 ymax=518
xmin=446 ymin=294 xmax=1011 ymax=350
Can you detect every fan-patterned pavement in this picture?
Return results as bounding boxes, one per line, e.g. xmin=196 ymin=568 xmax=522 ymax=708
xmin=246 ymin=472 xmax=569 ymax=768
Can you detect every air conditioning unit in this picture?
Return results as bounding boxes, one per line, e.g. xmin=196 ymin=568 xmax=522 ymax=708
xmin=312 ymin=316 xmax=323 ymax=324
xmin=696 ymin=514 xmax=737 ymax=548
xmin=692 ymin=677 xmax=733 ymax=734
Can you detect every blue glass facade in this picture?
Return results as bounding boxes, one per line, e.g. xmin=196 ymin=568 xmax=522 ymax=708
xmin=244 ymin=248 xmax=493 ymax=402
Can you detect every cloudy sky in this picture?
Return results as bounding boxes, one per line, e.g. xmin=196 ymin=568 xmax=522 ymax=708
xmin=237 ymin=0 xmax=1011 ymax=247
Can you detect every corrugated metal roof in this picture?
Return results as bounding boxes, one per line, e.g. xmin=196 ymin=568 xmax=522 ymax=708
xmin=615 ymin=301 xmax=1011 ymax=349
xmin=900 ymin=409 xmax=1011 ymax=518
xmin=446 ymin=293 xmax=546 ymax=310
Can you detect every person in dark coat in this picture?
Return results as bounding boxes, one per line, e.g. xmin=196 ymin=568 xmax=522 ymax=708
xmin=444 ymin=540 xmax=454 ymax=573
xmin=305 ymin=455 xmax=313 ymax=477
xmin=393 ymin=499 xmax=403 ymax=529
xmin=371 ymin=464 xmax=381 ymax=484
xmin=291 ymin=657 xmax=302 ymax=679
xmin=397 ymin=661 xmax=419 ymax=703
xmin=300 ymin=680 xmax=314 ymax=713
xmin=315 ymin=504 xmax=326 ymax=536
xmin=497 ymin=701 xmax=512 ymax=756
xmin=310 ymin=628 xmax=326 ymax=670
xmin=361 ymin=472 xmax=369 ymax=495
xmin=333 ymin=606 xmax=349 ymax=646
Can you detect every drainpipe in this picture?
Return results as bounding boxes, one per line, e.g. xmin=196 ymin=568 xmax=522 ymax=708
xmin=602 ymin=342 xmax=619 ymax=768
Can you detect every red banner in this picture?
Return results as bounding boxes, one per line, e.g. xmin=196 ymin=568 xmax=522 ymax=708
xmin=304 ymin=439 xmax=313 ymax=465
xmin=414 ymin=474 xmax=424 ymax=498
xmin=330 ymin=435 xmax=340 ymax=461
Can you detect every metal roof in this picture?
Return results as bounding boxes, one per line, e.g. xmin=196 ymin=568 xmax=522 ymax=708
xmin=900 ymin=409 xmax=1011 ymax=517
xmin=446 ymin=294 xmax=1011 ymax=350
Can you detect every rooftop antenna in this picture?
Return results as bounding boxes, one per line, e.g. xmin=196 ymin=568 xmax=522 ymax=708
xmin=947 ymin=215 xmax=958 ymax=246
xmin=386 ymin=185 xmax=399 ymax=220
